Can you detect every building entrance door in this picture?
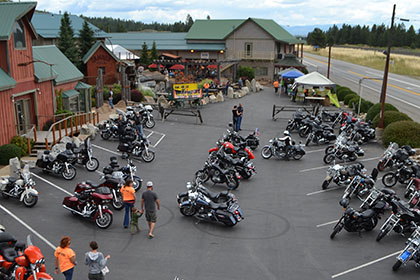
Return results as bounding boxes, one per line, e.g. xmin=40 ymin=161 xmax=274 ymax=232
xmin=15 ymin=99 xmax=31 ymax=134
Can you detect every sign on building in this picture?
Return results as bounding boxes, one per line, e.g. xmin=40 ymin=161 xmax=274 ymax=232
xmin=173 ymin=83 xmax=202 ymax=99
xmin=200 ymin=52 xmax=209 ymax=59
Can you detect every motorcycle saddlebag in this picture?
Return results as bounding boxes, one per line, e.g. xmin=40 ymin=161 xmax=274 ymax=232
xmin=215 ymin=210 xmax=236 ymax=226
xmin=63 ymin=196 xmax=79 ymax=209
xmin=35 ymin=158 xmax=47 ymax=168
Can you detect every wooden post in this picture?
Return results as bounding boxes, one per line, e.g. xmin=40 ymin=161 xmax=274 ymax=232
xmin=75 ymin=114 xmax=78 ymax=133
xmin=70 ymin=116 xmax=74 ymax=136
xmin=34 ymin=126 xmax=37 ymax=142
xmin=97 ymin=111 xmax=99 ymax=123
xmin=27 ymin=138 xmax=31 ymax=154
xmin=59 ymin=122 xmax=62 ymax=140
xmin=45 ymin=138 xmax=49 ymax=150
xmin=88 ymin=113 xmax=91 ymax=124
xmin=64 ymin=119 xmax=68 ymax=136
xmin=93 ymin=112 xmax=96 ymax=125
xmin=52 ymin=125 xmax=56 ymax=145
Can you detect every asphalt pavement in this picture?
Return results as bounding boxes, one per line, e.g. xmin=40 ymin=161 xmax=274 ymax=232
xmin=0 ymin=89 xmax=417 ymax=280
xmin=303 ymin=52 xmax=420 ymax=120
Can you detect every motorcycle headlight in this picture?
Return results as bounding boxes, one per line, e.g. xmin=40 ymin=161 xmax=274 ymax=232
xmin=269 ymin=139 xmax=273 ymax=143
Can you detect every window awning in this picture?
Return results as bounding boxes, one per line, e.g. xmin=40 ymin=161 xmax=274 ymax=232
xmin=63 ymin=89 xmax=80 ymax=98
xmin=75 ymin=81 xmax=91 ymax=89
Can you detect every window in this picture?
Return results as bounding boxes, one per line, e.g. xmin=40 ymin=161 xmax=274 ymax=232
xmin=13 ymin=20 xmax=26 ymax=49
xmin=254 ymin=67 xmax=268 ymax=77
xmin=244 ymin=42 xmax=253 ymax=57
xmin=99 ymin=67 xmax=106 ymax=75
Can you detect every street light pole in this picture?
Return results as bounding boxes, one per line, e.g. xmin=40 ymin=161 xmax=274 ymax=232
xmin=378 ymin=4 xmax=396 ymax=129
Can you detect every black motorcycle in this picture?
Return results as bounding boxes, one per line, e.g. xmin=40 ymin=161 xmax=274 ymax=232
xmin=261 ymin=138 xmax=305 ymax=160
xmin=323 ymin=143 xmax=364 ymax=164
xmin=67 ymin=138 xmax=99 ymax=172
xmin=102 ymin=157 xmax=143 ymax=192
xmin=320 ymin=110 xmax=340 ymax=123
xmin=223 ymin=127 xmax=260 ymax=150
xmin=286 ymin=111 xmax=309 ymax=132
xmin=126 ymin=104 xmax=155 ymax=129
xmin=178 ymin=189 xmax=243 ymax=227
xmin=36 ymin=149 xmax=77 ymax=180
xmin=118 ymin=134 xmax=155 ymax=162
xmin=305 ymin=127 xmax=336 ymax=146
xmin=322 ymin=163 xmax=366 ymax=190
xmin=177 ymin=181 xmax=237 ymax=205
xmin=216 ymin=152 xmax=256 ymax=180
xmin=341 ymin=169 xmax=378 ymax=200
xmin=195 ymin=160 xmax=240 ymax=190
xmin=100 ymin=119 xmax=121 ymax=140
xmin=330 ymin=197 xmax=387 ymax=239
xmin=382 ymin=161 xmax=419 ymax=188
xmin=299 ymin=118 xmax=333 ymax=138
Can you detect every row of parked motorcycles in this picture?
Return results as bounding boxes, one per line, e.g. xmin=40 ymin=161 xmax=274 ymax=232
xmin=323 ymin=141 xmax=420 ymax=271
xmin=0 ymin=226 xmax=53 ymax=280
xmin=99 ymin=106 xmax=156 ymax=162
xmin=177 ymin=127 xmax=260 ymax=227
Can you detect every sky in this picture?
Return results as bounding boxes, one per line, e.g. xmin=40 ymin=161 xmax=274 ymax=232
xmin=35 ymin=0 xmax=420 ymax=31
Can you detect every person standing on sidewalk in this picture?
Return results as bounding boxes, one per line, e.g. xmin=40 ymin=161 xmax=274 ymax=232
xmin=232 ymin=105 xmax=238 ymax=132
xmin=236 ymin=103 xmax=243 ymax=131
xmin=121 ymin=179 xmax=136 ymax=229
xmin=55 ymin=236 xmax=76 ymax=280
xmin=141 ymin=181 xmax=160 ymax=239
xmin=109 ymin=90 xmax=114 ymax=109
xmin=85 ymin=241 xmax=110 ymax=280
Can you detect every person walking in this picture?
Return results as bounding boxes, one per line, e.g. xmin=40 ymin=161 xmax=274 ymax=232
xmin=121 ymin=179 xmax=136 ymax=229
xmin=141 ymin=181 xmax=160 ymax=239
xmin=232 ymin=105 xmax=238 ymax=132
xmin=55 ymin=236 xmax=76 ymax=280
xmin=203 ymin=81 xmax=210 ymax=96
xmin=85 ymin=241 xmax=110 ymax=280
xmin=109 ymin=90 xmax=114 ymax=109
xmin=273 ymin=80 xmax=279 ymax=94
xmin=236 ymin=103 xmax=243 ymax=131
xmin=130 ymin=206 xmax=143 ymax=235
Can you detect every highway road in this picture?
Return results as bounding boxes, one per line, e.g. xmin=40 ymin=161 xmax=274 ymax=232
xmin=303 ymin=52 xmax=420 ymax=120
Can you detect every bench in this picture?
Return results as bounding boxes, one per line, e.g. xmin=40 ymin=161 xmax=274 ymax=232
xmin=272 ymin=104 xmax=313 ymax=120
xmin=159 ymin=106 xmax=203 ymax=124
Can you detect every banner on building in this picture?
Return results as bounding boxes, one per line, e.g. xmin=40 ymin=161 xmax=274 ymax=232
xmin=173 ymin=83 xmax=202 ymax=99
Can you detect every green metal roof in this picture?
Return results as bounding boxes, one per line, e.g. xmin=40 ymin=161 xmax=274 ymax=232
xmin=108 ymin=32 xmax=225 ymax=51
xmin=82 ymin=40 xmax=119 ymax=64
xmin=275 ymin=54 xmax=306 ymax=68
xmin=33 ymin=45 xmax=83 ymax=85
xmin=185 ymin=19 xmax=245 ymax=40
xmin=250 ymin=18 xmax=301 ymax=44
xmin=32 ymin=12 xmax=109 ymax=39
xmin=62 ymin=89 xmax=80 ymax=98
xmin=75 ymin=81 xmax=91 ymax=89
xmin=0 ymin=68 xmax=16 ymax=91
xmin=0 ymin=2 xmax=37 ymax=40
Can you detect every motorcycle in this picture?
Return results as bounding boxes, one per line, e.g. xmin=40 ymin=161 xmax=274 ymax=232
xmin=323 ymin=142 xmax=364 ymax=164
xmin=83 ymin=176 xmax=125 ymax=210
xmin=100 ymin=119 xmax=121 ymax=140
xmin=215 ymin=151 xmax=256 ymax=180
xmin=377 ymin=142 xmax=399 ymax=171
xmin=330 ymin=197 xmax=387 ymax=239
xmin=299 ymin=118 xmax=333 ymax=138
xmin=36 ymin=149 xmax=77 ymax=180
xmin=177 ymin=181 xmax=237 ymax=205
xmin=261 ymin=138 xmax=305 ymax=160
xmin=178 ymin=188 xmax=244 ymax=227
xmin=341 ymin=168 xmax=378 ymax=200
xmin=118 ymin=134 xmax=156 ymax=162
xmin=286 ymin=110 xmax=310 ymax=132
xmin=0 ymin=165 xmax=38 ymax=207
xmin=62 ymin=185 xmax=113 ymax=229
xmin=222 ymin=127 xmax=260 ymax=150
xmin=382 ymin=162 xmax=420 ymax=188
xmin=0 ymin=233 xmax=53 ymax=280
xmin=102 ymin=157 xmax=143 ymax=192
xmin=320 ymin=109 xmax=340 ymax=123
xmin=405 ymin=178 xmax=420 ymax=200
xmin=305 ymin=127 xmax=336 ymax=146
xmin=209 ymin=140 xmax=255 ymax=161
xmin=360 ymin=187 xmax=396 ymax=210
xmin=321 ymin=163 xmax=366 ymax=190
xmin=67 ymin=138 xmax=99 ymax=172
xmin=393 ymin=223 xmax=420 ymax=271
xmin=126 ymin=104 xmax=155 ymax=129
xmin=195 ymin=159 xmax=240 ymax=190
xmin=376 ymin=197 xmax=420 ymax=242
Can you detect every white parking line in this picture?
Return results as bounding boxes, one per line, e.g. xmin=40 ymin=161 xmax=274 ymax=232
xmin=306 ymin=148 xmax=326 ymax=154
xmin=31 ymin=173 xmax=72 ymax=196
xmin=300 ymin=157 xmax=380 ymax=173
xmin=307 ymin=186 xmax=341 ymax=196
xmin=316 ymin=220 xmax=339 ymax=228
xmin=146 ymin=131 xmax=154 ymax=138
xmin=331 ymin=250 xmax=402 ymax=278
xmin=151 ymin=134 xmax=166 ymax=148
xmin=95 ymin=170 xmax=104 ymax=176
xmin=92 ymin=144 xmax=120 ymax=156
xmin=0 ymin=204 xmax=55 ymax=250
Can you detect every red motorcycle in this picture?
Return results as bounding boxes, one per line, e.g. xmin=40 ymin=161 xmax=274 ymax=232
xmin=0 ymin=233 xmax=53 ymax=280
xmin=209 ymin=141 xmax=254 ymax=161
xmin=62 ymin=184 xmax=114 ymax=229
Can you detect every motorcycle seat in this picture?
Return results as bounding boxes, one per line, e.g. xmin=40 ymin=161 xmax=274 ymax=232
xmin=73 ymin=147 xmax=82 ymax=154
xmin=0 ymin=247 xmax=17 ymax=262
xmin=7 ymin=177 xmax=17 ymax=184
xmin=360 ymin=209 xmax=375 ymax=219
xmin=209 ymin=201 xmax=228 ymax=210
xmin=105 ymin=177 xmax=122 ymax=185
xmin=85 ymin=181 xmax=101 ymax=188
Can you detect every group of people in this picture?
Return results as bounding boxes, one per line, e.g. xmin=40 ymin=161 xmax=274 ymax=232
xmin=117 ymin=112 xmax=144 ymax=138
xmin=232 ymin=103 xmax=244 ymax=132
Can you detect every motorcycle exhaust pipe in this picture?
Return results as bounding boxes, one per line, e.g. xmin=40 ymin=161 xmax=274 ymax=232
xmin=62 ymin=205 xmax=83 ymax=215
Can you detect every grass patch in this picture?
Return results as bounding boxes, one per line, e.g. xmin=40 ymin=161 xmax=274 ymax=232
xmin=303 ymin=46 xmax=420 ymax=78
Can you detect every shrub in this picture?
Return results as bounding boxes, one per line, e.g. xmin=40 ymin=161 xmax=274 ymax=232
xmin=383 ymin=121 xmax=420 ymax=148
xmin=337 ymin=87 xmax=354 ymax=101
xmin=372 ymin=111 xmax=412 ymax=128
xmin=343 ymin=93 xmax=358 ymax=105
xmin=131 ymin=89 xmax=144 ymax=102
xmin=237 ymin=66 xmax=255 ymax=80
xmin=359 ymin=100 xmax=374 ymax=114
xmin=0 ymin=144 xmax=22 ymax=165
xmin=366 ymin=103 xmax=398 ymax=122
xmin=10 ymin=136 xmax=29 ymax=156
xmin=113 ymin=93 xmax=122 ymax=104
xmin=349 ymin=96 xmax=362 ymax=109
xmin=112 ymin=83 xmax=122 ymax=95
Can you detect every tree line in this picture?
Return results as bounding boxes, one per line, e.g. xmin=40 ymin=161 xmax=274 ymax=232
xmin=83 ymin=14 xmax=194 ymax=33
xmin=307 ymin=24 xmax=420 ymax=49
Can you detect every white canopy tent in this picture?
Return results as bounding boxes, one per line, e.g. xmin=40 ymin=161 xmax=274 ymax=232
xmin=293 ymin=71 xmax=336 ymax=89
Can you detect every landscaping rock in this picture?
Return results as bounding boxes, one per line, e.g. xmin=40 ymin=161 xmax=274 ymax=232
xmin=200 ymin=98 xmax=208 ymax=105
xmin=203 ymin=96 xmax=210 ymax=104
xmin=114 ymin=100 xmax=126 ymax=109
xmin=245 ymin=79 xmax=251 ymax=88
xmin=60 ymin=136 xmax=73 ymax=144
xmin=242 ymin=87 xmax=249 ymax=95
xmin=227 ymin=87 xmax=234 ymax=99
xmin=21 ymin=157 xmax=36 ymax=168
xmin=256 ymin=82 xmax=264 ymax=91
xmin=209 ymin=95 xmax=217 ymax=103
xmin=9 ymin=157 xmax=20 ymax=175
xmin=233 ymin=92 xmax=240 ymax=99
xmin=87 ymin=123 xmax=99 ymax=139
xmin=217 ymin=92 xmax=224 ymax=102
xmin=72 ymin=136 xmax=81 ymax=147
xmin=158 ymin=96 xmax=170 ymax=108
xmin=144 ymin=96 xmax=155 ymax=104
xmin=251 ymin=79 xmax=257 ymax=92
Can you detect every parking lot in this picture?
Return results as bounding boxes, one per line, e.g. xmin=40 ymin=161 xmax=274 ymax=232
xmin=0 ymin=88 xmax=417 ymax=280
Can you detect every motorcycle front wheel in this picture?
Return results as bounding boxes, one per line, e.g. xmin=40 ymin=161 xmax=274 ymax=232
xmin=22 ymin=194 xmax=38 ymax=207
xmin=392 ymin=260 xmax=402 ymax=271
xmin=330 ymin=222 xmax=343 ymax=239
xmin=85 ymin=157 xmax=99 ymax=172
xmin=299 ymin=128 xmax=309 ymax=138
xmin=376 ymin=224 xmax=392 ymax=242
xmin=261 ymin=146 xmax=273 ymax=159
xmin=145 ymin=117 xmax=155 ymax=129
xmin=322 ymin=179 xmax=331 ymax=190
xmin=180 ymin=205 xmax=197 ymax=216
xmin=377 ymin=161 xmax=386 ymax=172
xmin=141 ymin=149 xmax=155 ymax=162
xmin=112 ymin=192 xmax=124 ymax=210
xmin=293 ymin=152 xmax=304 ymax=160
xmin=133 ymin=178 xmax=142 ymax=192
xmin=226 ymin=171 xmax=239 ymax=190
xmin=323 ymin=154 xmax=335 ymax=164
xmin=382 ymin=173 xmax=397 ymax=188
xmin=101 ymin=131 xmax=111 ymax=140
xmin=95 ymin=212 xmax=113 ymax=229
xmin=325 ymin=145 xmax=334 ymax=155
xmin=195 ymin=169 xmax=209 ymax=183
xmin=62 ymin=166 xmax=77 ymax=180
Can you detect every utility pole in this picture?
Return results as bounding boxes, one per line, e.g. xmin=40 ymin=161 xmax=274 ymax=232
xmin=378 ymin=4 xmax=396 ymax=129
xmin=327 ymin=45 xmax=331 ymax=78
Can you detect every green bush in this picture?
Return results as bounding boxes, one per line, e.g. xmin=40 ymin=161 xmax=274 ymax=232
xmin=0 ymin=144 xmax=22 ymax=165
xmin=337 ymin=87 xmax=354 ymax=101
xmin=349 ymin=96 xmax=362 ymax=109
xmin=10 ymin=136 xmax=29 ymax=156
xmin=372 ymin=111 xmax=412 ymax=128
xmin=131 ymin=89 xmax=144 ymax=102
xmin=343 ymin=93 xmax=358 ymax=105
xmin=112 ymin=83 xmax=122 ymax=95
xmin=237 ymin=66 xmax=255 ymax=80
xmin=359 ymin=100 xmax=374 ymax=114
xmin=383 ymin=120 xmax=420 ymax=148
xmin=366 ymin=103 xmax=398 ymax=121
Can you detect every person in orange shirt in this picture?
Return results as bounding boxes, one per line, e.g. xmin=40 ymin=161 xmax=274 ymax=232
xmin=203 ymin=81 xmax=210 ymax=96
xmin=121 ymin=179 xmax=136 ymax=228
xmin=55 ymin=236 xmax=76 ymax=280
xmin=273 ymin=80 xmax=279 ymax=94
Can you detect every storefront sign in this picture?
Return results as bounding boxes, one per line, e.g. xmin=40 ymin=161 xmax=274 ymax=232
xmin=173 ymin=83 xmax=202 ymax=99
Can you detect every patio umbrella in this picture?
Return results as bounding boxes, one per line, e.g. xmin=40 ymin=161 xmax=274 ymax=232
xmin=281 ymin=70 xmax=304 ymax=79
xmin=148 ymin=63 xmax=163 ymax=68
xmin=169 ymin=64 xmax=185 ymax=70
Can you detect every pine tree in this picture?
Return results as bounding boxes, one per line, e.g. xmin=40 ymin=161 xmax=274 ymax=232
xmin=78 ymin=20 xmax=95 ymax=61
xmin=140 ymin=42 xmax=150 ymax=65
xmin=307 ymin=28 xmax=326 ymax=48
xmin=58 ymin=12 xmax=80 ymax=67
xmin=185 ymin=14 xmax=194 ymax=30
xmin=406 ymin=25 xmax=416 ymax=48
xmin=150 ymin=41 xmax=158 ymax=60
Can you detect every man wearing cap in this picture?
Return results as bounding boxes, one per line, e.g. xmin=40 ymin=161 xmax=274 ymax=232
xmin=141 ymin=181 xmax=160 ymax=238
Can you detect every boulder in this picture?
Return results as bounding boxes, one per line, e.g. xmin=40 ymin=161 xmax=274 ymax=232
xmin=251 ymin=79 xmax=257 ymax=92
xmin=114 ymin=100 xmax=126 ymax=109
xmin=158 ymin=96 xmax=170 ymax=109
xmin=80 ymin=124 xmax=90 ymax=135
xmin=21 ymin=158 xmax=36 ymax=168
xmin=217 ymin=92 xmax=224 ymax=102
xmin=256 ymin=82 xmax=264 ymax=91
xmin=245 ymin=79 xmax=252 ymax=88
xmin=60 ymin=136 xmax=73 ymax=144
xmin=242 ymin=87 xmax=249 ymax=95
xmin=209 ymin=95 xmax=217 ymax=103
xmin=227 ymin=87 xmax=234 ymax=99
xmin=233 ymin=92 xmax=240 ymax=99
xmin=9 ymin=157 xmax=21 ymax=176
xmin=144 ymin=96 xmax=155 ymax=104
xmin=200 ymin=98 xmax=208 ymax=105
xmin=87 ymin=123 xmax=99 ymax=139
xmin=72 ymin=136 xmax=81 ymax=148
